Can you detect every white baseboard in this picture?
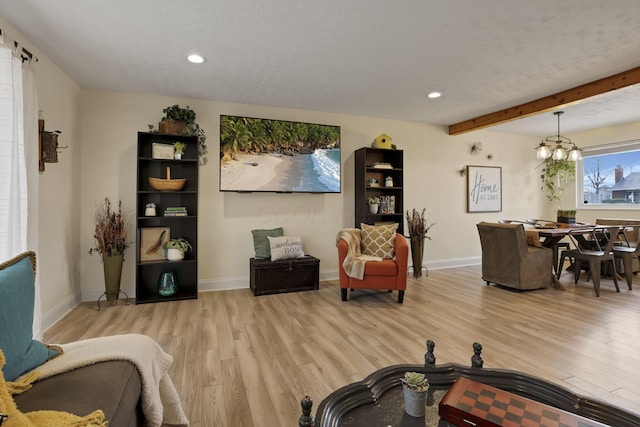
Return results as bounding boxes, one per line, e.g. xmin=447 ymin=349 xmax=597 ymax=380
xmin=41 ymin=291 xmax=81 ymax=334
xmin=72 ymin=260 xmax=481 ymax=304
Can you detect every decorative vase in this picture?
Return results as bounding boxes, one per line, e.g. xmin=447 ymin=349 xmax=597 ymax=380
xmin=102 ymin=254 xmax=124 ymax=302
xmin=167 ymin=248 xmax=185 ymax=261
xmin=403 ymin=387 xmax=428 ymax=417
xmin=174 ymin=153 xmax=182 ymax=160
xmin=158 ymin=271 xmax=178 ymax=296
xmin=410 ymin=238 xmax=424 ymax=278
xmin=369 ymin=204 xmax=379 ymax=214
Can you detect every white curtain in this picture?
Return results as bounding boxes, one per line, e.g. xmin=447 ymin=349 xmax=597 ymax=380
xmin=0 ymin=39 xmax=40 ymax=336
xmin=0 ymin=43 xmax=28 ymax=261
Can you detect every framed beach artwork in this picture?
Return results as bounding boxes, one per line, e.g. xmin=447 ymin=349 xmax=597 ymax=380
xmin=139 ymin=227 xmax=170 ymax=262
xmin=466 ymin=166 xmax=502 ymax=213
xmin=219 ymin=115 xmax=341 ymax=193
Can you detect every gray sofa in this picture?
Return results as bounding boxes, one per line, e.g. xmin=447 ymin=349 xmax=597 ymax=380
xmin=0 ymin=251 xmax=143 ymax=426
xmin=477 ymin=222 xmax=553 ymax=290
xmin=13 ymin=360 xmax=143 ymax=426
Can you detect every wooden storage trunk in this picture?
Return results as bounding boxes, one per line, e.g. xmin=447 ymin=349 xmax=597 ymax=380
xmin=250 ymin=256 xmax=319 ymax=296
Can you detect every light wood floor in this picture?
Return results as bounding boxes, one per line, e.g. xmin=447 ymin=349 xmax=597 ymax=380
xmin=44 ymin=265 xmax=640 ymax=426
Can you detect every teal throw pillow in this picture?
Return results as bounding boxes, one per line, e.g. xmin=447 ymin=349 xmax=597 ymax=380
xmin=0 ymin=253 xmax=60 ymax=381
xmin=251 ymin=227 xmax=284 ymax=259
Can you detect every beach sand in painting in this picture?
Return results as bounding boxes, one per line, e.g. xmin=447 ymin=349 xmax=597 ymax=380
xmin=220 ymin=153 xmax=304 ymax=192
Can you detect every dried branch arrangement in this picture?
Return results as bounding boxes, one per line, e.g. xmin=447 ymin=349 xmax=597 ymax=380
xmin=90 ymin=197 xmax=128 ymax=259
xmin=406 ymin=208 xmax=435 ymax=241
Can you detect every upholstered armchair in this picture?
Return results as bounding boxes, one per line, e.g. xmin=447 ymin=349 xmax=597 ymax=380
xmin=476 ymin=222 xmax=553 ymax=290
xmin=337 ymin=228 xmax=409 ymax=303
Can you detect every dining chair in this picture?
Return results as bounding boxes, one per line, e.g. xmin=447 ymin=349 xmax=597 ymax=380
xmin=558 ymin=226 xmax=621 ymax=297
xmin=612 ymin=225 xmax=639 ymax=290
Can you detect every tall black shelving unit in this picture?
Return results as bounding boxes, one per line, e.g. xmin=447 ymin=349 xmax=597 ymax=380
xmin=354 ymin=147 xmax=404 ymax=234
xmin=135 ymin=132 xmax=198 ymax=304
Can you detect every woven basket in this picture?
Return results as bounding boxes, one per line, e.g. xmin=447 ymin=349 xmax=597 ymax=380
xmin=158 ymin=118 xmax=186 ymax=135
xmin=149 ymin=166 xmax=186 ymax=191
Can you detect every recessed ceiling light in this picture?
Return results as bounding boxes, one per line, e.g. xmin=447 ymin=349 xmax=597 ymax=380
xmin=427 ymin=92 xmax=441 ymax=99
xmin=187 ymin=54 xmax=205 ymax=64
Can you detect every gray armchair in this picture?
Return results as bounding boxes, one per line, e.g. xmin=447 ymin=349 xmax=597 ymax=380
xmin=477 ymin=222 xmax=553 ymax=290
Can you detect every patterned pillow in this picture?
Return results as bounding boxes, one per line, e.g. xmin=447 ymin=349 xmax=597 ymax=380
xmin=268 ymin=236 xmax=305 ymax=261
xmin=360 ymin=223 xmax=398 ymax=259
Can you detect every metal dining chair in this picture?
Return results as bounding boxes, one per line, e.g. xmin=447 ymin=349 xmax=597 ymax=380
xmin=557 ymin=226 xmax=621 ymax=297
xmin=612 ymin=226 xmax=639 ymax=290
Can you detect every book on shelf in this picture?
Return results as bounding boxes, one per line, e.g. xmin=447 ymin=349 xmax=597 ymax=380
xmin=372 ymin=162 xmax=393 ymax=169
xmin=378 ymin=196 xmax=395 ymax=214
xmin=164 ymin=206 xmax=188 ymax=216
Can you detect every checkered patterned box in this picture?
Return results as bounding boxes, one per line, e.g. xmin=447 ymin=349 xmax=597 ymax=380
xmin=439 ymin=377 xmax=607 ymax=427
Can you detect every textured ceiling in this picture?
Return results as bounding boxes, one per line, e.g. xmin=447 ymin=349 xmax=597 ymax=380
xmin=1 ymin=0 xmax=640 ymax=136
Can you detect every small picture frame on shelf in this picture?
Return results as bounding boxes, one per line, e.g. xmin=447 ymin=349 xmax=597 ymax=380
xmin=152 ymin=143 xmax=175 ymax=160
xmin=139 ymin=227 xmax=170 ymax=262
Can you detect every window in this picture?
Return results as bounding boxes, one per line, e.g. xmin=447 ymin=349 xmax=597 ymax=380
xmin=578 ymin=140 xmax=640 ymax=208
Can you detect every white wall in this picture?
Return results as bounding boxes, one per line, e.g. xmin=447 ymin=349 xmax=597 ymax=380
xmin=76 ymin=90 xmax=549 ymax=300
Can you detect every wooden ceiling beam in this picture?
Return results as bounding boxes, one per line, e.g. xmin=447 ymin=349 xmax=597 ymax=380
xmin=448 ymin=66 xmax=640 ymax=135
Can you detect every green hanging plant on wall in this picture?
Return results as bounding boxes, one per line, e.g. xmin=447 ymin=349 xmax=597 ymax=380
xmin=539 ymin=158 xmax=575 ymax=202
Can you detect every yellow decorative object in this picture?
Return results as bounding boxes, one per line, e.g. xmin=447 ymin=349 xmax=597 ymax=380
xmin=0 ymin=349 xmax=106 ymax=426
xmin=372 ymin=133 xmax=392 ymax=149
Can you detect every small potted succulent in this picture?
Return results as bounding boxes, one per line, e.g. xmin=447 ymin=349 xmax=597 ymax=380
xmin=401 ymin=371 xmax=429 ymax=417
xmin=173 ymin=142 xmax=186 ymax=160
xmin=164 ymin=237 xmax=192 ymax=261
xmin=367 ymin=196 xmax=380 ymax=214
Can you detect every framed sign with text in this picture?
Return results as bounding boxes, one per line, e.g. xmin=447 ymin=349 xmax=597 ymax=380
xmin=467 ymin=166 xmax=502 ymax=212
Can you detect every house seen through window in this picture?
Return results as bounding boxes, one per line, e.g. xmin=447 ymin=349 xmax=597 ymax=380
xmin=578 ymin=140 xmax=640 ymax=207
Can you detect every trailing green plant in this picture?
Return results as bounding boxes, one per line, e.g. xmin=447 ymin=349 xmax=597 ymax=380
xmin=148 ymin=104 xmax=208 ymax=165
xmin=539 ymin=158 xmax=575 ymax=202
xmin=406 ymin=208 xmax=435 ymax=241
xmin=401 ymin=372 xmax=429 ymax=392
xmin=89 ymin=198 xmax=129 ymax=259
xmin=164 ymin=237 xmax=192 ymax=253
xmin=367 ymin=196 xmax=380 ymax=205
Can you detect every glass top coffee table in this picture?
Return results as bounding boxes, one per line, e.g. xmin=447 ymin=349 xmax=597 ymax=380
xmin=298 ymin=341 xmax=640 ymax=427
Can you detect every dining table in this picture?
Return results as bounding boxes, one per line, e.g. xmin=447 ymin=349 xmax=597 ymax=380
xmin=532 ymin=224 xmax=629 ymax=288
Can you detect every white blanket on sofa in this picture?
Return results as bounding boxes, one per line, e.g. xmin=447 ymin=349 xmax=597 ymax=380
xmin=28 ymin=334 xmax=188 ymax=427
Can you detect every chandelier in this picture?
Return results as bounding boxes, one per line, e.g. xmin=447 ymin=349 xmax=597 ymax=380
xmin=535 ymin=111 xmax=582 ymax=161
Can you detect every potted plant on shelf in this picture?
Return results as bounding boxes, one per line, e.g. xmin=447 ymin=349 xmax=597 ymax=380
xmin=401 ymin=371 xmax=429 ymax=417
xmin=173 ymin=141 xmax=186 ymax=160
xmin=89 ymin=198 xmax=129 ymax=302
xmin=367 ymin=196 xmax=380 ymax=214
xmin=148 ymin=104 xmax=208 ymax=165
xmin=164 ymin=237 xmax=192 ymax=261
xmin=406 ymin=208 xmax=435 ymax=278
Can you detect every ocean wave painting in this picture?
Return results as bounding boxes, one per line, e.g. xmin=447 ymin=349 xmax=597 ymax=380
xmin=220 ymin=115 xmax=341 ymax=193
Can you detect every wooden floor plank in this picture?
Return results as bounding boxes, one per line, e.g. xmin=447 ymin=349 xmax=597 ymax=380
xmin=44 ymin=265 xmax=640 ymax=425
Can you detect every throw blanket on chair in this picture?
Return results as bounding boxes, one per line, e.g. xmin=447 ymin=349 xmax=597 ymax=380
xmin=17 ymin=334 xmax=189 ymax=427
xmin=336 ymin=228 xmax=382 ymax=280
